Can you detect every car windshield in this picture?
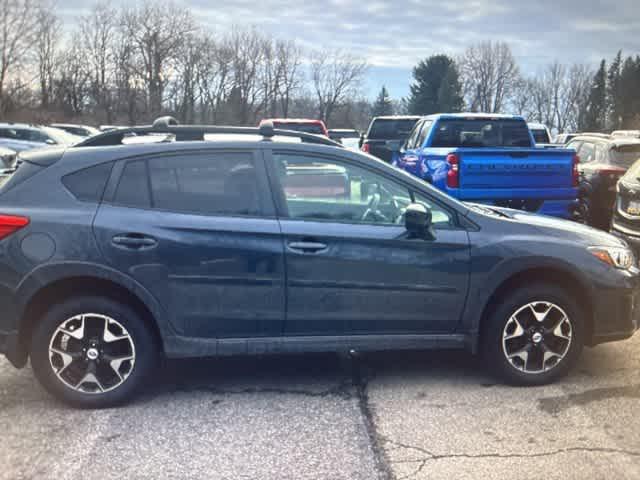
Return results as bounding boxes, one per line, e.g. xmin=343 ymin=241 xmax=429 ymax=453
xmin=431 ymin=118 xmax=532 ymax=148
xmin=367 ymin=119 xmax=418 ymax=140
xmin=611 ymin=144 xmax=640 ymax=168
xmin=273 ymin=123 xmax=325 ymax=135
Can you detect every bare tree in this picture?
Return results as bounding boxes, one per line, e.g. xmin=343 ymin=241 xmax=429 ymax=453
xmin=276 ymin=40 xmax=303 ymax=117
xmin=228 ymin=27 xmax=267 ymax=124
xmin=55 ymin=32 xmax=90 ymax=116
xmin=80 ymin=2 xmax=118 ymax=122
xmin=311 ymin=49 xmax=367 ymax=123
xmin=197 ymin=35 xmax=232 ymax=124
xmin=460 ymin=41 xmax=519 ymax=113
xmin=122 ymin=0 xmax=196 ymax=116
xmin=0 ymin=0 xmax=41 ymax=113
xmin=35 ymin=3 xmax=61 ymax=108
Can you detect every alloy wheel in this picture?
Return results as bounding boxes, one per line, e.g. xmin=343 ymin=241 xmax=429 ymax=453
xmin=48 ymin=313 xmax=136 ymax=394
xmin=502 ymin=301 xmax=572 ymax=374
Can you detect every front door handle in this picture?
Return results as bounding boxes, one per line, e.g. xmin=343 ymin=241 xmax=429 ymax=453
xmin=287 ymin=241 xmax=328 ymax=253
xmin=112 ymin=233 xmax=158 ymax=250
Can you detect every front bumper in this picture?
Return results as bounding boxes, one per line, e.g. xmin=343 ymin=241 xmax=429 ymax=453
xmin=588 ymin=271 xmax=640 ymax=346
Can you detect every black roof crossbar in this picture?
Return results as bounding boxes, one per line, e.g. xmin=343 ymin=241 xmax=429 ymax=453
xmin=76 ymin=117 xmax=342 ymax=148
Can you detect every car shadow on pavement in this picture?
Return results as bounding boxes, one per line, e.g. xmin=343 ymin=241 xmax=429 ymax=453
xmin=135 ymin=349 xmax=490 ymax=404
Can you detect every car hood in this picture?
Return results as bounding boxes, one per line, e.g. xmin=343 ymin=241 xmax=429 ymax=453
xmin=472 ymin=205 xmax=627 ymax=248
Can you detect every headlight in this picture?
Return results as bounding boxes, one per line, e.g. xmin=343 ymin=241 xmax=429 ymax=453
xmin=589 ymin=246 xmax=635 ymax=270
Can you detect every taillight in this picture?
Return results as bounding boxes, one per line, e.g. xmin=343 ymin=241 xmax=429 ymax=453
xmin=572 ymin=154 xmax=580 ymax=187
xmin=361 ymin=143 xmax=370 ymax=153
xmin=0 ymin=215 xmax=29 ymax=240
xmin=446 ymin=153 xmax=459 ymax=188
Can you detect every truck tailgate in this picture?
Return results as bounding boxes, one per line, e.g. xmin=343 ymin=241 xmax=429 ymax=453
xmin=459 ymin=148 xmax=573 ymax=192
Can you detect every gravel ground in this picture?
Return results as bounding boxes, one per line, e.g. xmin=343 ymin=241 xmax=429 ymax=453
xmin=1 ymin=335 xmax=639 ymax=480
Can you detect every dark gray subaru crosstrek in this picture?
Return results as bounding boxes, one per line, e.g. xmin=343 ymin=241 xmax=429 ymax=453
xmin=0 ymin=118 xmax=638 ymax=408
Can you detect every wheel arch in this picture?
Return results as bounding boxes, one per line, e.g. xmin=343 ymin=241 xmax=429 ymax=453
xmin=476 ymin=266 xmax=594 ymax=349
xmin=14 ymin=263 xmax=170 ymax=366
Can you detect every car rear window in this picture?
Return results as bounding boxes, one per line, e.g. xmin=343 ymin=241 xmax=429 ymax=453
xmin=367 ymin=119 xmax=418 ymax=140
xmin=431 ymin=119 xmax=532 ymax=148
xmin=274 ymin=123 xmax=325 ymax=135
xmin=610 ymin=144 xmax=640 ymax=168
xmin=531 ymin=129 xmax=550 ymax=144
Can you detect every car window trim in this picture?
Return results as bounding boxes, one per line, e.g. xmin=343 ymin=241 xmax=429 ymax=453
xmin=265 ymin=148 xmax=462 ymax=230
xmin=102 ymin=148 xmax=277 ymax=219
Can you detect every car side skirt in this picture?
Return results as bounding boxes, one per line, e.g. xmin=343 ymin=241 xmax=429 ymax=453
xmin=163 ymin=334 xmax=471 ymax=358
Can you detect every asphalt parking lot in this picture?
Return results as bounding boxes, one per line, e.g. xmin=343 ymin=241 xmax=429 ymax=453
xmin=2 ymin=335 xmax=640 ymax=480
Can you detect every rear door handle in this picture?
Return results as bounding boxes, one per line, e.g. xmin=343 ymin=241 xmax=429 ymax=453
xmin=287 ymin=241 xmax=328 ymax=253
xmin=112 ymin=233 xmax=157 ymax=250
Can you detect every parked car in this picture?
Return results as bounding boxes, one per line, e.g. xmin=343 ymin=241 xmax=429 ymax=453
xmin=555 ymin=133 xmax=579 ymax=144
xmin=0 ymin=124 xmax=80 ymax=152
xmin=0 ymin=146 xmax=16 ymax=170
xmin=394 ymin=113 xmax=579 ymax=219
xmin=328 ymin=129 xmax=361 ymax=151
xmin=360 ymin=115 xmax=421 ymax=163
xmin=611 ymin=158 xmax=640 ymax=254
xmin=0 ymin=117 xmax=637 ymax=408
xmin=567 ymin=135 xmax=640 ymax=229
xmin=612 ymin=130 xmax=640 ymax=139
xmin=260 ymin=118 xmax=328 ymax=136
xmin=528 ymin=122 xmax=552 ymax=145
xmin=50 ymin=123 xmax=100 ymax=137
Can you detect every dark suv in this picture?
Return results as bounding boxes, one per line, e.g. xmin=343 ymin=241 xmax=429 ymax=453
xmin=567 ymin=135 xmax=640 ymax=229
xmin=360 ymin=116 xmax=421 ymax=162
xmin=0 ymin=118 xmax=638 ymax=408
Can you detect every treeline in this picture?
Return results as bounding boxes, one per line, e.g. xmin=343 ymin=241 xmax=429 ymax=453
xmin=2 ymin=0 xmax=639 ymax=133
xmin=403 ymin=42 xmax=640 ymax=133
xmin=1 ymin=0 xmax=369 ymax=128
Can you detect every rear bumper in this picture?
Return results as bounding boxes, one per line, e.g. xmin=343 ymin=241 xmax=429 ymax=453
xmin=588 ymin=272 xmax=640 ymax=346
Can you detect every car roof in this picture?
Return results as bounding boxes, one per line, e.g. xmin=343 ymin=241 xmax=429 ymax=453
xmin=527 ymin=122 xmax=548 ymax=129
xmin=0 ymin=123 xmax=38 ymax=129
xmin=51 ymin=123 xmax=93 ymax=129
xmin=262 ymin=118 xmax=324 ymax=124
xmin=328 ymin=128 xmax=359 ymax=133
xmin=372 ymin=116 xmax=421 ymax=120
xmin=424 ymin=113 xmax=525 ymax=121
xmin=570 ymin=135 xmax=640 ymax=146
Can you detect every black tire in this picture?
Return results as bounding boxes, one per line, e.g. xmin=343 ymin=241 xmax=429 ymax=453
xmin=30 ymin=296 xmax=158 ymax=408
xmin=483 ymin=283 xmax=584 ymax=386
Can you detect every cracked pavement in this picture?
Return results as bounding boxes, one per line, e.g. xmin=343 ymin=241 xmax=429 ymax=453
xmin=2 ymin=334 xmax=640 ymax=479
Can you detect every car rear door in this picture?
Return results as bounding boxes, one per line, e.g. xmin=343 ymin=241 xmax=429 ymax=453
xmin=267 ymin=149 xmax=470 ymax=336
xmin=93 ymin=148 xmax=286 ymax=339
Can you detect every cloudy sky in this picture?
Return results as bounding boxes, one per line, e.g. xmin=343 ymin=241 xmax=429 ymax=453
xmin=59 ymin=0 xmax=640 ymax=99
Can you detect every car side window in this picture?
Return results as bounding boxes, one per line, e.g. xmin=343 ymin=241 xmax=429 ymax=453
xmin=404 ymin=121 xmax=423 ymax=150
xmin=273 ymin=153 xmax=453 ymax=227
xmin=113 ymin=152 xmax=264 ymax=217
xmin=579 ymin=142 xmax=595 ymax=163
xmin=595 ymin=143 xmax=606 ymax=163
xmin=415 ymin=120 xmax=433 ymax=148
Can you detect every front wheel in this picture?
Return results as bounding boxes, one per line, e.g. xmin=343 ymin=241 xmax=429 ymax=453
xmin=483 ymin=284 xmax=584 ymax=386
xmin=30 ymin=296 xmax=158 ymax=408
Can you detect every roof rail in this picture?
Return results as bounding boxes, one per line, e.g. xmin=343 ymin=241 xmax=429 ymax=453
xmin=75 ymin=117 xmax=341 ymax=148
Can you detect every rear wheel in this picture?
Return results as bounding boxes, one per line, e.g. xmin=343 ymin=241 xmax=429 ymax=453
xmin=483 ymin=284 xmax=584 ymax=386
xmin=30 ymin=296 xmax=158 ymax=408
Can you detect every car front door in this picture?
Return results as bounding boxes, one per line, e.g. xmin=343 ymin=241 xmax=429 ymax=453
xmin=93 ymin=149 xmax=286 ymax=339
xmin=267 ymin=150 xmax=470 ymax=336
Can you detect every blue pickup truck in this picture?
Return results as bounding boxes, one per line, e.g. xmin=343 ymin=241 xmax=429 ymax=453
xmin=393 ymin=114 xmax=579 ymax=218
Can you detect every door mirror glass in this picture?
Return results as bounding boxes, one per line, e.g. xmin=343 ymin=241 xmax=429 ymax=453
xmin=405 ymin=203 xmax=435 ymax=240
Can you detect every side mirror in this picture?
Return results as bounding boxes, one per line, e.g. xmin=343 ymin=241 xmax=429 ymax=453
xmin=405 ymin=203 xmax=435 ymax=240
